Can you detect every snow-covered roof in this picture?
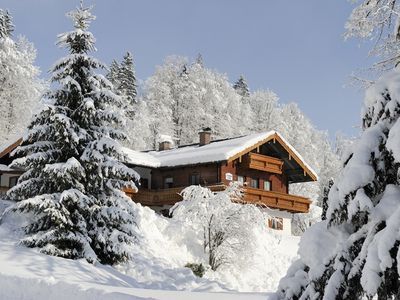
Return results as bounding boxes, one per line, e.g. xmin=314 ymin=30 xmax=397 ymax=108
xmin=0 ymin=164 xmax=23 ymax=174
xmin=0 ymin=164 xmax=13 ymax=172
xmin=123 ymin=131 xmax=318 ymax=181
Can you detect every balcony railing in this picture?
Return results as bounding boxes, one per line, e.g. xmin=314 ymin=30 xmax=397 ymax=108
xmin=243 ymin=153 xmax=284 ymax=174
xmin=1 ymin=183 xmax=310 ymax=213
xmin=130 ymin=184 xmax=310 ymax=213
xmin=130 ymin=185 xmax=226 ymax=206
xmin=243 ymin=187 xmax=310 ymax=213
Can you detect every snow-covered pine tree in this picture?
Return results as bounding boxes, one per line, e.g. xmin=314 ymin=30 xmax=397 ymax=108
xmin=0 ymin=9 xmax=13 ymax=38
xmin=106 ymin=59 xmax=121 ymax=91
xmin=278 ymin=68 xmax=400 ymax=299
xmin=117 ymin=52 xmax=137 ymax=105
xmin=106 ymin=52 xmax=143 ymax=149
xmin=0 ymin=9 xmax=43 ymax=142
xmin=4 ymin=3 xmax=139 ymax=265
xmin=233 ymin=75 xmax=250 ymax=98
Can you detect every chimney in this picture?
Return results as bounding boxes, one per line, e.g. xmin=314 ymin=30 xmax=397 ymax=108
xmin=159 ymin=141 xmax=172 ymax=151
xmin=199 ymin=127 xmax=212 ymax=146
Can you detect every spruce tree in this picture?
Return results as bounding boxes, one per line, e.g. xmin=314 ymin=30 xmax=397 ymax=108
xmin=118 ymin=52 xmax=137 ymax=105
xmin=3 ymin=3 xmax=139 ymax=265
xmin=278 ymin=68 xmax=400 ymax=299
xmin=106 ymin=59 xmax=121 ymax=91
xmin=107 ymin=52 xmax=137 ymax=105
xmin=0 ymin=9 xmax=13 ymax=38
xmin=233 ymin=75 xmax=250 ymax=98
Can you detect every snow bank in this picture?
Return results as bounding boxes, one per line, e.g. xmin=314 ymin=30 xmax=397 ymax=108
xmin=0 ymin=198 xmax=297 ymax=299
xmin=117 ymin=200 xmax=300 ymax=293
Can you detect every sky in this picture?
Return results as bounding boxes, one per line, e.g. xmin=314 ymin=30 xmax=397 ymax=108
xmin=2 ymin=0 xmax=376 ymax=138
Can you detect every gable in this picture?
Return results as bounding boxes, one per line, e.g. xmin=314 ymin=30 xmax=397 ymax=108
xmin=124 ymin=131 xmax=318 ymax=183
xmin=227 ymin=133 xmax=317 ymax=183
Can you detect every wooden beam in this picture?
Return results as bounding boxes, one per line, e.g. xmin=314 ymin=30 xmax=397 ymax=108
xmin=273 ymin=134 xmax=318 ymax=182
xmin=226 ymin=133 xmax=317 ymax=182
xmin=0 ymin=138 xmax=23 ymax=159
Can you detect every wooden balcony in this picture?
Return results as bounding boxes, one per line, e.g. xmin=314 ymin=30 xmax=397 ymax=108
xmin=130 ymin=184 xmax=310 ymax=213
xmin=131 ymin=185 xmax=226 ymax=206
xmin=243 ymin=153 xmax=283 ymax=174
xmin=243 ymin=187 xmax=310 ymax=213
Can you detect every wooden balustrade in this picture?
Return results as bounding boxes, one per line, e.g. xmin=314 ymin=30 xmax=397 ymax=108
xmin=244 ymin=153 xmax=284 ymax=174
xmin=0 ymin=183 xmax=310 ymax=213
xmin=130 ymin=184 xmax=310 ymax=213
xmin=243 ymin=187 xmax=310 ymax=213
xmin=131 ymin=185 xmax=226 ymax=206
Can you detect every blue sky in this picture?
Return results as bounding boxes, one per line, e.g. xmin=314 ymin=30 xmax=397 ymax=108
xmin=2 ymin=0 xmax=375 ymax=138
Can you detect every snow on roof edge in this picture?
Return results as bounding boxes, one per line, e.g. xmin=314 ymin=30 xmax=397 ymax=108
xmin=123 ymin=131 xmax=318 ymax=181
xmin=274 ymin=132 xmax=319 ymax=181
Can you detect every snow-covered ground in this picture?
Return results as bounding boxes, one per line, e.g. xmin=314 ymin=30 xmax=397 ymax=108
xmin=0 ymin=199 xmax=299 ymax=300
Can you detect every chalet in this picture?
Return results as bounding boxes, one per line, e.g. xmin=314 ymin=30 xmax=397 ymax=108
xmin=0 ymin=130 xmax=317 ymax=234
xmin=123 ymin=129 xmax=318 ymax=234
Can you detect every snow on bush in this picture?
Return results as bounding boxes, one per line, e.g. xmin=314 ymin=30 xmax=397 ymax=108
xmin=171 ymin=183 xmax=265 ymax=271
xmin=115 ymin=185 xmax=300 ymax=292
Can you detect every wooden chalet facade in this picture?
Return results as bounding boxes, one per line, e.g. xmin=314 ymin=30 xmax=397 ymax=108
xmin=0 ymin=130 xmax=318 ymax=233
xmin=123 ymin=130 xmax=318 ymax=232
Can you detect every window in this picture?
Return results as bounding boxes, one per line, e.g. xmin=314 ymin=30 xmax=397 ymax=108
xmin=9 ymin=176 xmax=18 ymax=188
xmin=189 ymin=173 xmax=200 ymax=185
xmin=237 ymin=175 xmax=244 ymax=185
xmin=250 ymin=178 xmax=259 ymax=189
xmin=164 ymin=177 xmax=173 ymax=189
xmin=263 ymin=180 xmax=271 ymax=191
xmin=268 ymin=218 xmax=283 ymax=230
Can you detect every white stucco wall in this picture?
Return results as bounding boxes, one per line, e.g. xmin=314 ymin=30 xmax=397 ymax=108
xmin=261 ymin=207 xmax=292 ymax=235
xmin=0 ymin=174 xmax=18 ymax=187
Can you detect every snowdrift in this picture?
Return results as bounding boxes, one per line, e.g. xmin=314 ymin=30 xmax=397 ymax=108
xmin=0 ymin=199 xmax=299 ymax=299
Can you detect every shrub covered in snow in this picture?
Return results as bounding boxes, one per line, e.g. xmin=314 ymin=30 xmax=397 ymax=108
xmin=114 ymin=193 xmax=299 ymax=293
xmin=277 ymin=67 xmax=400 ymax=299
xmin=1 ymin=4 xmax=139 ymax=265
xmin=171 ymin=183 xmax=266 ymax=271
